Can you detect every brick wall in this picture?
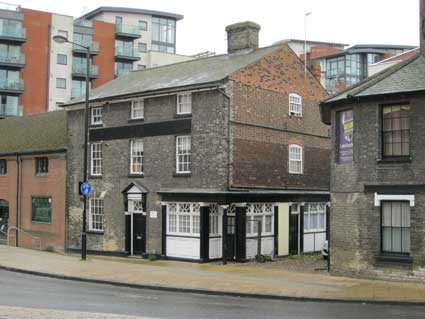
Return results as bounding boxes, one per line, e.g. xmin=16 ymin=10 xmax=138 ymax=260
xmin=66 ymin=90 xmax=229 ymax=253
xmin=0 ymin=154 xmax=66 ymax=251
xmin=229 ymin=44 xmax=330 ymax=190
xmin=329 ymin=95 xmax=425 ymax=280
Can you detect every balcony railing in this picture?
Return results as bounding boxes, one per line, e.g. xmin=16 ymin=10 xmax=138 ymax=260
xmin=72 ymin=63 xmax=99 ymax=77
xmin=74 ymin=19 xmax=93 ymax=28
xmin=0 ymin=26 xmax=26 ymax=40
xmin=115 ymin=68 xmax=132 ymax=78
xmin=115 ymin=47 xmax=140 ymax=60
xmin=115 ymin=24 xmax=141 ymax=38
xmin=0 ymin=79 xmax=24 ymax=92
xmin=0 ymin=104 xmax=22 ymax=117
xmin=0 ymin=53 xmax=25 ymax=66
xmin=72 ymin=41 xmax=99 ymax=54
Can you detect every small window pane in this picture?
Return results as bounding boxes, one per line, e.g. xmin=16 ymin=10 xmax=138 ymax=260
xmin=382 ymin=227 xmax=392 ymax=251
xmin=56 ymin=78 xmax=66 ymax=89
xmin=57 ymin=54 xmax=67 ymax=65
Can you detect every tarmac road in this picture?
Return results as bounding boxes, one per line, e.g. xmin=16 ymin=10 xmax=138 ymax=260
xmin=0 ymin=269 xmax=424 ymax=319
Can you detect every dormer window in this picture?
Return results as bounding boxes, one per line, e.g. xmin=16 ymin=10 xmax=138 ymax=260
xmin=177 ymin=93 xmax=192 ymax=115
xmin=289 ymin=93 xmax=302 ymax=117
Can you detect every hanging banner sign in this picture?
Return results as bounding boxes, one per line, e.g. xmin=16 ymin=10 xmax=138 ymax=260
xmin=337 ymin=110 xmax=354 ymax=164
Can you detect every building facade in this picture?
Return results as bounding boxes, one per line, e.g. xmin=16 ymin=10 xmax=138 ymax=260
xmin=64 ymin=21 xmax=330 ymax=262
xmin=315 ymin=44 xmax=416 ymax=95
xmin=0 ymin=3 xmax=190 ymax=118
xmin=320 ymin=0 xmax=425 ymax=279
xmin=0 ymin=111 xmax=67 ymax=251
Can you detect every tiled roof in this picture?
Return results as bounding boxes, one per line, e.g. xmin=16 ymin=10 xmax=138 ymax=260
xmin=65 ymin=45 xmax=282 ymax=106
xmin=0 ymin=111 xmax=67 ymax=155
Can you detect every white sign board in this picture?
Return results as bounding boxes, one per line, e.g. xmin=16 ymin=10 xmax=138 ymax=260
xmin=150 ymin=211 xmax=158 ymax=218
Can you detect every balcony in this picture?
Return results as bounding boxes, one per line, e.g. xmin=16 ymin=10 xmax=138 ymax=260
xmin=115 ymin=24 xmax=141 ymax=39
xmin=115 ymin=47 xmax=140 ymax=61
xmin=0 ymin=79 xmax=24 ymax=93
xmin=72 ymin=63 xmax=99 ymax=78
xmin=0 ymin=53 xmax=25 ymax=68
xmin=72 ymin=41 xmax=99 ymax=55
xmin=0 ymin=104 xmax=22 ymax=118
xmin=114 ymin=68 xmax=132 ymax=78
xmin=0 ymin=26 xmax=26 ymax=42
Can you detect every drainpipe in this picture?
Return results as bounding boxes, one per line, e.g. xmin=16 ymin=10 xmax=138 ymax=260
xmin=15 ymin=154 xmax=20 ymax=246
xmin=218 ymin=87 xmax=231 ymax=189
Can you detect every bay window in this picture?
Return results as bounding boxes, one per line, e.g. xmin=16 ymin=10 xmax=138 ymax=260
xmin=167 ymin=203 xmax=200 ymax=236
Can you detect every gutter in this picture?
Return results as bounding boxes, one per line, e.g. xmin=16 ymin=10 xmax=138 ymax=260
xmin=0 ymin=148 xmax=67 ymax=158
xmin=62 ymin=81 xmax=225 ymax=110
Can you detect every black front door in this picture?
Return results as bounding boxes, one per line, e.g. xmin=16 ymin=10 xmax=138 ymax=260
xmin=226 ymin=215 xmax=236 ymax=260
xmin=289 ymin=213 xmax=299 ymax=255
xmin=133 ymin=214 xmax=146 ymax=254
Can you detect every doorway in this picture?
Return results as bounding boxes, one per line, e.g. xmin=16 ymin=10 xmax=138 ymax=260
xmin=125 ymin=213 xmax=146 ymax=256
xmin=0 ymin=200 xmax=9 ymax=243
xmin=225 ymin=214 xmax=236 ymax=260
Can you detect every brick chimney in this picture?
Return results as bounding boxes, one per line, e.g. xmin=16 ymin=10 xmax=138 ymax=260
xmin=225 ymin=21 xmax=260 ymax=54
xmin=421 ymin=0 xmax=425 ymax=53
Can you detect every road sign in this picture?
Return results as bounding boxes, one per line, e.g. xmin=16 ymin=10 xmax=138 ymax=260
xmin=80 ymin=182 xmax=92 ymax=196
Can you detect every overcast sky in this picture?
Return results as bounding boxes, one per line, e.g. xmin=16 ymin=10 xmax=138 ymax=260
xmin=15 ymin=0 xmax=420 ymax=55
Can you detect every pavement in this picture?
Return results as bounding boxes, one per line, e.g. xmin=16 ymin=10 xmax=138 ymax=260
xmin=1 ymin=246 xmax=425 ymax=304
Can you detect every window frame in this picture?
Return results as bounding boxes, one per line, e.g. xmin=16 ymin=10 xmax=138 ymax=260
xmin=56 ymin=77 xmax=66 ymax=89
xmin=91 ymin=107 xmax=103 ymax=126
xmin=0 ymin=159 xmax=6 ymax=175
xmin=176 ymin=92 xmax=192 ymax=115
xmin=31 ymin=196 xmax=52 ymax=224
xmin=381 ymin=200 xmax=411 ymax=255
xmin=130 ymin=100 xmax=144 ymax=120
xmin=138 ymin=42 xmax=147 ymax=53
xmin=130 ymin=139 xmax=144 ymax=175
xmin=89 ymin=197 xmax=104 ymax=232
xmin=381 ymin=104 xmax=410 ymax=158
xmin=303 ymin=203 xmax=327 ymax=233
xmin=288 ymin=144 xmax=303 ymax=174
xmin=56 ymin=53 xmax=67 ymax=65
xmin=167 ymin=202 xmax=200 ymax=237
xmin=139 ymin=20 xmax=148 ymax=31
xmin=289 ymin=93 xmax=302 ymax=117
xmin=246 ymin=203 xmax=274 ymax=237
xmin=90 ymin=143 xmax=102 ymax=176
xmin=35 ymin=157 xmax=48 ymax=175
xmin=176 ymin=136 xmax=191 ymax=174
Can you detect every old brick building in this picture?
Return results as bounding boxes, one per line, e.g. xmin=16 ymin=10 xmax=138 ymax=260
xmin=0 ymin=111 xmax=67 ymax=251
xmin=320 ymin=0 xmax=425 ymax=280
xmin=64 ymin=21 xmax=330 ymax=261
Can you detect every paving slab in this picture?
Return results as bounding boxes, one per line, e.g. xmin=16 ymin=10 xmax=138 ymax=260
xmin=1 ymin=246 xmax=425 ymax=303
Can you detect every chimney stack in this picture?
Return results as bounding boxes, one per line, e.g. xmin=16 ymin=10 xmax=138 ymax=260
xmin=225 ymin=21 xmax=260 ymax=54
xmin=421 ymin=0 xmax=425 ymax=53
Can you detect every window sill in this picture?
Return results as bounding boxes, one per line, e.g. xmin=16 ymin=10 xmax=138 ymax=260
xmin=288 ymin=114 xmax=302 ymax=118
xmin=128 ymin=173 xmax=144 ymax=178
xmin=377 ymin=157 xmax=411 ymax=164
xmin=87 ymin=230 xmax=104 ymax=235
xmin=35 ymin=173 xmax=48 ymax=177
xmin=128 ymin=118 xmax=144 ymax=123
xmin=375 ymin=254 xmax=413 ymax=264
xmin=174 ymin=173 xmax=191 ymax=177
xmin=89 ymin=175 xmax=102 ymax=179
xmin=90 ymin=124 xmax=104 ymax=128
xmin=174 ymin=113 xmax=192 ymax=119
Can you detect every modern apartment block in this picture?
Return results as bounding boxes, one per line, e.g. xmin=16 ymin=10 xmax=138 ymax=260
xmin=314 ymin=44 xmax=416 ymax=94
xmin=0 ymin=3 xmax=191 ymax=119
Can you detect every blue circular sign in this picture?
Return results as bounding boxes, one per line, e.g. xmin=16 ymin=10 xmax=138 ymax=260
xmin=80 ymin=182 xmax=92 ymax=196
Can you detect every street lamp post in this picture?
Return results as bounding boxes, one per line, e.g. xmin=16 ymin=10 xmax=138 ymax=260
xmin=304 ymin=11 xmax=312 ymax=77
xmin=53 ymin=35 xmax=90 ymax=260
